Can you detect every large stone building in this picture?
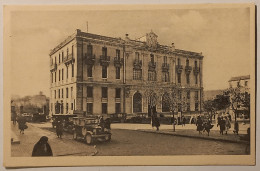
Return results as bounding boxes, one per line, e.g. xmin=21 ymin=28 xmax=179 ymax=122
xmin=49 ymin=29 xmax=204 ymax=117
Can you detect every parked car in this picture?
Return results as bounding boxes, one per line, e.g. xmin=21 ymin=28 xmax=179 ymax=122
xmin=109 ymin=113 xmax=126 ymax=123
xmin=51 ymin=114 xmax=77 ymax=133
xmin=21 ymin=113 xmax=33 ymax=122
xmin=72 ymin=117 xmax=111 ymax=144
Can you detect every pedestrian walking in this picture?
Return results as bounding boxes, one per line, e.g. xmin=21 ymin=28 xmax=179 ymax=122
xmin=225 ymin=116 xmax=231 ymax=134
xmin=203 ymin=120 xmax=214 ymax=136
xmin=196 ymin=116 xmax=203 ymax=134
xmin=56 ymin=120 xmax=63 ymax=138
xmin=154 ymin=117 xmax=160 ymax=131
xmin=17 ymin=116 xmax=27 ymax=134
xmin=99 ymin=116 xmax=105 ymax=131
xmin=217 ymin=116 xmax=221 ymax=127
xmin=219 ymin=116 xmax=225 ymax=135
xmin=182 ymin=117 xmax=186 ymax=126
xmin=32 ymin=136 xmax=53 ymax=157
xmin=233 ymin=121 xmax=239 ymax=135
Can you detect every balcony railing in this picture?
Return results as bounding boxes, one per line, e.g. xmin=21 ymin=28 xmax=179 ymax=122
xmin=162 ymin=63 xmax=169 ymax=72
xmin=100 ymin=55 xmax=110 ymax=66
xmin=148 ymin=61 xmax=156 ymax=71
xmin=85 ymin=54 xmax=96 ymax=65
xmin=50 ymin=63 xmax=57 ymax=72
xmin=176 ymin=65 xmax=183 ymax=73
xmin=193 ymin=66 xmax=200 ymax=75
xmin=114 ymin=57 xmax=124 ymax=68
xmin=64 ymin=54 xmax=74 ymax=65
xmin=185 ymin=65 xmax=192 ymax=74
xmin=133 ymin=59 xmax=142 ymax=70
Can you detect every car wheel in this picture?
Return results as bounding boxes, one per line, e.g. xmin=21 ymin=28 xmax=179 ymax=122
xmin=104 ymin=134 xmax=111 ymax=141
xmin=85 ymin=134 xmax=92 ymax=145
xmin=73 ymin=131 xmax=77 ymax=140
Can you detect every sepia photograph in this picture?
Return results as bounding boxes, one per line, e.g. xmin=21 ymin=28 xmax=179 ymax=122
xmin=3 ymin=3 xmax=256 ymax=167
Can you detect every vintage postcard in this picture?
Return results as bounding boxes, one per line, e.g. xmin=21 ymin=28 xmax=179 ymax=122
xmin=3 ymin=3 xmax=256 ymax=167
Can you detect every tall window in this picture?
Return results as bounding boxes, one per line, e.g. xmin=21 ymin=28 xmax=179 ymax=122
xmin=150 ymin=54 xmax=154 ymax=63
xmin=87 ymin=103 xmax=93 ymax=114
xmin=195 ymin=60 xmax=198 ymax=68
xmin=186 ymin=59 xmax=189 ymax=66
xmin=72 ymin=64 xmax=74 ymax=77
xmin=59 ymin=54 xmax=61 ymax=63
xmin=177 ymin=73 xmax=181 ymax=83
xmin=67 ymin=48 xmax=69 ymax=58
xmin=102 ymin=47 xmax=107 ymax=57
xmin=116 ymin=67 xmax=120 ymax=79
xmin=71 ymin=87 xmax=73 ymax=98
xmin=195 ymin=103 xmax=199 ymax=111
xmin=164 ymin=56 xmax=167 ymax=64
xmin=55 ymin=56 xmax=57 ymax=64
xmin=54 ymin=90 xmax=56 ymax=99
xmin=195 ymin=75 xmax=198 ymax=84
xmin=115 ymin=103 xmax=121 ymax=113
xmin=133 ymin=69 xmax=142 ymax=80
xmin=61 ymin=89 xmax=63 ymax=98
xmin=62 ymin=52 xmax=64 ymax=61
xmin=87 ymin=65 xmax=93 ymax=77
xmin=102 ymin=66 xmax=107 ymax=78
xmin=51 ymin=73 xmax=53 ymax=83
xmin=66 ymin=66 xmax=68 ymax=79
xmin=102 ymin=103 xmax=107 ymax=114
xmin=116 ymin=49 xmax=120 ymax=59
xmin=195 ymin=91 xmax=199 ymax=100
xmin=87 ymin=86 xmax=93 ymax=98
xmin=187 ymin=90 xmax=190 ymax=100
xmin=187 ymin=103 xmax=190 ymax=112
xmin=115 ymin=88 xmax=121 ymax=98
xmin=102 ymin=87 xmax=108 ymax=98
xmin=186 ymin=73 xmax=190 ymax=84
xmin=71 ymin=103 xmax=74 ymax=110
xmin=58 ymin=89 xmax=60 ymax=98
xmin=66 ymin=88 xmax=69 ymax=98
xmin=148 ymin=71 xmax=156 ymax=81
xmin=55 ymin=72 xmax=56 ymax=82
xmin=62 ymin=69 xmax=64 ymax=80
xmin=87 ymin=44 xmax=93 ymax=56
xmin=162 ymin=72 xmax=169 ymax=82
xmin=72 ymin=45 xmax=74 ymax=57
xmin=178 ymin=58 xmax=181 ymax=65
xmin=59 ymin=70 xmax=60 ymax=81
xmin=66 ymin=103 xmax=68 ymax=113
xmin=133 ymin=92 xmax=142 ymax=113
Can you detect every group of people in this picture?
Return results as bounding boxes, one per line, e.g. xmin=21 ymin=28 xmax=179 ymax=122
xmin=196 ymin=116 xmax=214 ymax=136
xmin=217 ymin=115 xmax=236 ymax=135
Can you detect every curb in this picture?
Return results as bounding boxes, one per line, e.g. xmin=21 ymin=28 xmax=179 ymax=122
xmin=134 ymin=129 xmax=249 ymax=144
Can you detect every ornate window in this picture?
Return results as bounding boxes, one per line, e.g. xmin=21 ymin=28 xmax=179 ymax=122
xmin=102 ymin=66 xmax=107 ymax=78
xmin=148 ymin=71 xmax=156 ymax=81
xmin=162 ymin=71 xmax=169 ymax=82
xmin=162 ymin=93 xmax=170 ymax=112
xmin=87 ymin=86 xmax=93 ymax=98
xmin=116 ymin=67 xmax=120 ymax=79
xmin=133 ymin=92 xmax=142 ymax=113
xmin=102 ymin=103 xmax=107 ymax=114
xmin=177 ymin=73 xmax=181 ymax=83
xmin=115 ymin=88 xmax=121 ymax=98
xmin=87 ymin=44 xmax=93 ymax=56
xmin=87 ymin=103 xmax=93 ymax=114
xmin=87 ymin=65 xmax=93 ymax=77
xmin=102 ymin=87 xmax=108 ymax=98
xmin=186 ymin=73 xmax=190 ymax=84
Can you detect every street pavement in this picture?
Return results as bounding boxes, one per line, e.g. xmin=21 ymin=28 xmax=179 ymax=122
xmin=11 ymin=122 xmax=249 ymax=156
xmin=11 ymin=123 xmax=96 ymax=157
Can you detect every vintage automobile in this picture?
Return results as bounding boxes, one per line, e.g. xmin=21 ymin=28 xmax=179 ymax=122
xmin=72 ymin=117 xmax=111 ymax=145
xmin=109 ymin=113 xmax=126 ymax=123
xmin=21 ymin=113 xmax=33 ymax=122
xmin=51 ymin=114 xmax=77 ymax=133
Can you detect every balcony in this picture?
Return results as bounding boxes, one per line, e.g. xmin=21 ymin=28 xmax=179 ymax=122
xmin=100 ymin=55 xmax=110 ymax=66
xmin=50 ymin=63 xmax=57 ymax=72
xmin=161 ymin=63 xmax=169 ymax=72
xmin=185 ymin=65 xmax=192 ymax=74
xmin=148 ymin=61 xmax=156 ymax=71
xmin=176 ymin=65 xmax=183 ymax=74
xmin=133 ymin=59 xmax=142 ymax=70
xmin=85 ymin=54 xmax=96 ymax=66
xmin=193 ymin=66 xmax=200 ymax=75
xmin=114 ymin=57 xmax=124 ymax=68
xmin=64 ymin=54 xmax=75 ymax=65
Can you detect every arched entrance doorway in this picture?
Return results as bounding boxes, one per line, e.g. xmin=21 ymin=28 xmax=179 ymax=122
xmin=133 ymin=92 xmax=142 ymax=113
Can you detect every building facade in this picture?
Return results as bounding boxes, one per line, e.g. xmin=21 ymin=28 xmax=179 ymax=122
xmin=49 ymin=29 xmax=204 ymax=117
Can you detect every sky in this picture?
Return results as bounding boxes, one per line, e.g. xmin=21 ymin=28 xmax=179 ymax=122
xmin=7 ymin=6 xmax=252 ymax=97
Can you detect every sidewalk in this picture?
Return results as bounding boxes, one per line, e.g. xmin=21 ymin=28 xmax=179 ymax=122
xmin=111 ymin=123 xmax=250 ymax=144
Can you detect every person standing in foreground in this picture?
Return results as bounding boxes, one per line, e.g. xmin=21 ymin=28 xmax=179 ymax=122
xmin=17 ymin=115 xmax=27 ymax=134
xmin=32 ymin=136 xmax=53 ymax=157
xmin=182 ymin=117 xmax=186 ymax=126
xmin=219 ymin=116 xmax=225 ymax=135
xmin=233 ymin=121 xmax=239 ymax=135
xmin=196 ymin=116 xmax=203 ymax=134
xmin=56 ymin=120 xmax=63 ymax=138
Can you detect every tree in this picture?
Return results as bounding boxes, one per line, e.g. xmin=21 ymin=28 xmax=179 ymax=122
xmin=203 ymin=99 xmax=215 ymax=121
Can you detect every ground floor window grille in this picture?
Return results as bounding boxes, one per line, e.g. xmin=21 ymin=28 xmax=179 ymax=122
xmin=148 ymin=71 xmax=156 ymax=81
xmin=133 ymin=69 xmax=142 ymax=80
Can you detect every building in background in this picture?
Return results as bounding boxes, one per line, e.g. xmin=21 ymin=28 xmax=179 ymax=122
xmin=49 ymin=29 xmax=204 ymax=117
